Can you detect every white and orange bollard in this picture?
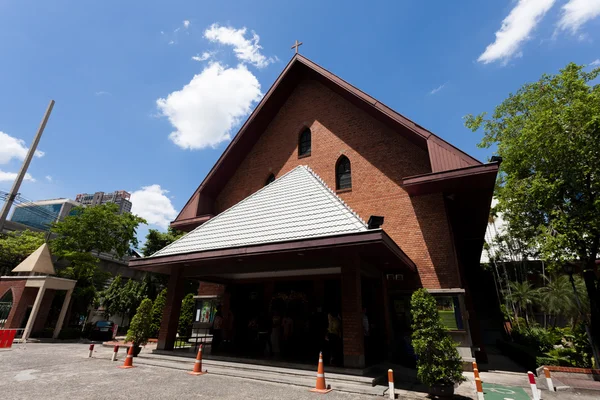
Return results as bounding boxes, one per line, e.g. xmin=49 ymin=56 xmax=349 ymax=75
xmin=111 ymin=345 xmax=119 ymax=361
xmin=88 ymin=344 xmax=94 ymax=358
xmin=188 ymin=345 xmax=207 ymax=375
xmin=528 ymin=371 xmax=540 ymax=400
xmin=543 ymin=367 xmax=555 ymax=392
xmin=387 ymin=369 xmax=395 ymax=399
xmin=309 ymin=352 xmax=332 ymax=394
xmin=475 ymin=377 xmax=484 ymax=400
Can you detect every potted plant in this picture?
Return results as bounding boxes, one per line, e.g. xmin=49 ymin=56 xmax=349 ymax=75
xmin=410 ymin=289 xmax=466 ymax=397
xmin=125 ymin=298 xmax=153 ymax=356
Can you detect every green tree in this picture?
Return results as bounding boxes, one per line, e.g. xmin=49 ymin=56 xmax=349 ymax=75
xmin=100 ymin=275 xmax=125 ymax=318
xmin=539 ymin=275 xmax=588 ymax=326
xmin=125 ymin=298 xmax=153 ymax=347
xmin=142 ymin=227 xmax=185 ymax=257
xmin=50 ymin=203 xmax=147 ymax=322
xmin=150 ymin=288 xmax=167 ymax=337
xmin=465 ymin=62 xmax=600 ymax=365
xmin=178 ymin=293 xmax=195 ymax=337
xmin=0 ymin=230 xmax=46 ymax=275
xmin=410 ymin=289 xmax=465 ymax=387
xmin=505 ymin=281 xmax=540 ymax=325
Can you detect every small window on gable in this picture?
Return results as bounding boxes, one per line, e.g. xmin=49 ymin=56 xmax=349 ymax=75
xmin=298 ymin=128 xmax=311 ymax=157
xmin=336 ymin=155 xmax=352 ymax=190
xmin=265 ymin=173 xmax=275 ymax=186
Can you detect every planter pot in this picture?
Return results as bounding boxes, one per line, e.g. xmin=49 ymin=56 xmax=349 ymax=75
xmin=132 ymin=345 xmax=142 ymax=357
xmin=429 ymin=383 xmax=454 ymax=398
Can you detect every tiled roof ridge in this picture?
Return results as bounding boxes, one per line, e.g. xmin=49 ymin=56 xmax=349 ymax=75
xmin=152 ymin=166 xmax=317 ymax=257
xmin=302 ymin=166 xmax=367 ymax=227
xmin=151 ymin=165 xmax=367 ymax=258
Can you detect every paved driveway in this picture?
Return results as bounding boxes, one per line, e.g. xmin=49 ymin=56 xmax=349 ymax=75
xmin=1 ymin=343 xmax=372 ymax=400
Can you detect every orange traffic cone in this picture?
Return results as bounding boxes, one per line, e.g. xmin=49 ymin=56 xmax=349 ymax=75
xmin=188 ymin=345 xmax=207 ymax=375
xmin=118 ymin=345 xmax=135 ymax=369
xmin=310 ymin=352 xmax=332 ymax=394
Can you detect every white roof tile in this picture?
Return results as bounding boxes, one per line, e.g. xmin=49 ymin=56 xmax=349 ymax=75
xmin=152 ymin=166 xmax=368 ymax=257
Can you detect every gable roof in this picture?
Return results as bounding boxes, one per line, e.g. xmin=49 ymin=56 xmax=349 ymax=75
xmin=12 ymin=243 xmax=55 ymax=275
xmin=153 ymin=166 xmax=368 ymax=258
xmin=173 ymin=54 xmax=482 ymax=229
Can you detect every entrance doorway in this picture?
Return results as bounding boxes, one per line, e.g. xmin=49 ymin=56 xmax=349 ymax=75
xmin=219 ymin=278 xmax=342 ymax=365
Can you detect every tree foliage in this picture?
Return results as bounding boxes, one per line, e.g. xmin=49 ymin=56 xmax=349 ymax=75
xmin=142 ymin=227 xmax=185 ymax=257
xmin=51 ymin=203 xmax=146 ymax=257
xmin=99 ymin=275 xmax=148 ymax=323
xmin=0 ymin=230 xmax=45 ymax=275
xmin=410 ymin=289 xmax=465 ymax=387
xmin=50 ymin=203 xmax=147 ymax=322
xmin=125 ymin=298 xmax=153 ymax=347
xmin=178 ymin=293 xmax=195 ymax=337
xmin=150 ymin=288 xmax=167 ymax=337
xmin=465 ymin=62 xmax=600 ymax=363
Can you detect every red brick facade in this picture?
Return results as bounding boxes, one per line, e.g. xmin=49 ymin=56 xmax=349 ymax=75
xmin=0 ymin=279 xmax=44 ymax=331
xmin=215 ymin=79 xmax=460 ymax=289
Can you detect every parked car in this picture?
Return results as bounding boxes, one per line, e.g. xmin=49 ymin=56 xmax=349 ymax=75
xmin=89 ymin=321 xmax=115 ymax=341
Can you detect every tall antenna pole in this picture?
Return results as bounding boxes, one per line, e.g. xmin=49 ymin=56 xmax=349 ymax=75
xmin=0 ymin=100 xmax=55 ymax=233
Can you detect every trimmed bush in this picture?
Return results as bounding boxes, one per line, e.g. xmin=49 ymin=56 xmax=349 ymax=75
xmin=125 ymin=298 xmax=153 ymax=347
xmin=410 ymin=289 xmax=465 ymax=387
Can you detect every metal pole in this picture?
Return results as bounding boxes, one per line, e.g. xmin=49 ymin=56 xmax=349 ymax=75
xmin=0 ymin=100 xmax=55 ymax=232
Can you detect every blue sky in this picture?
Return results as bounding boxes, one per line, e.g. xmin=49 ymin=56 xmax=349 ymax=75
xmin=0 ymin=0 xmax=599 ymax=239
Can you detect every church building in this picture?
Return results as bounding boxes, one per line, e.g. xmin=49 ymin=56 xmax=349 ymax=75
xmin=129 ymin=54 xmax=498 ymax=369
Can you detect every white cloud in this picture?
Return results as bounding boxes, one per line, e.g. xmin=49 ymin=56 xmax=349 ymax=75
xmin=478 ymin=0 xmax=556 ymax=64
xmin=192 ymin=51 xmax=214 ymax=62
xmin=429 ymin=83 xmax=446 ymax=95
xmin=183 ymin=20 xmax=190 ymax=29
xmin=168 ymin=40 xmax=175 ymax=45
xmin=590 ymin=59 xmax=600 ymax=66
xmin=45 ymin=175 xmax=52 ymax=182
xmin=204 ymin=24 xmax=274 ymax=68
xmin=0 ymin=170 xmax=35 ymax=182
xmin=95 ymin=91 xmax=111 ymax=96
xmin=0 ymin=131 xmax=44 ymax=164
xmin=130 ymin=184 xmax=178 ymax=229
xmin=157 ymin=62 xmax=262 ymax=150
xmin=558 ymin=0 xmax=600 ymax=33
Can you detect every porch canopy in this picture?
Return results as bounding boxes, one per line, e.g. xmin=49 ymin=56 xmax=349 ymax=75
xmin=129 ymin=166 xmax=416 ymax=280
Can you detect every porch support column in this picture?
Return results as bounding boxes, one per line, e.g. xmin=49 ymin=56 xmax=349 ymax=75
xmin=22 ymin=284 xmax=46 ymax=340
xmin=157 ymin=267 xmax=185 ymax=350
xmin=341 ymin=257 xmax=365 ymax=368
xmin=52 ymin=288 xmax=73 ymax=339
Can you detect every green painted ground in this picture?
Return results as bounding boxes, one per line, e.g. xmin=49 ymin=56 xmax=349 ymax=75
xmin=482 ymin=382 xmax=530 ymax=400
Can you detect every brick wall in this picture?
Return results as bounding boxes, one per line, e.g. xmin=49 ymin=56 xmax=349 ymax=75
xmin=197 ymin=282 xmax=225 ymax=296
xmin=215 ymin=79 xmax=459 ymax=289
xmin=0 ymin=278 xmax=27 ymax=329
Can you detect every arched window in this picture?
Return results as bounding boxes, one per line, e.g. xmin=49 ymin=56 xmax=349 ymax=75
xmin=298 ymin=128 xmax=311 ymax=157
xmin=265 ymin=173 xmax=275 ymax=186
xmin=336 ymin=155 xmax=352 ymax=190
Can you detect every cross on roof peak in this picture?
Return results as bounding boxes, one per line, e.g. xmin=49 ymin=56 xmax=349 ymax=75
xmin=291 ymin=40 xmax=303 ymax=54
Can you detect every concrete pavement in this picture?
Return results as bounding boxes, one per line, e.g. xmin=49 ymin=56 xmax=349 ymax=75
xmin=0 ymin=342 xmax=597 ymax=399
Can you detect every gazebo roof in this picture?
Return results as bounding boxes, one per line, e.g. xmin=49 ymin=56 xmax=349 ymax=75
xmin=151 ymin=166 xmax=368 ymax=258
xmin=12 ymin=243 xmax=56 ymax=275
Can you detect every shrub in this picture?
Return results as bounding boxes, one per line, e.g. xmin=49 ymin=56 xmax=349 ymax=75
xmin=125 ymin=298 xmax=153 ymax=347
xmin=177 ymin=293 xmax=195 ymax=337
xmin=410 ymin=289 xmax=466 ymax=387
xmin=511 ymin=326 xmax=555 ymax=353
xmin=150 ymin=289 xmax=167 ymax=338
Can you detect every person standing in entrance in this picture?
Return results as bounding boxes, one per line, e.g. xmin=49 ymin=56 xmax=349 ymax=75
xmin=211 ymin=306 xmax=224 ymax=354
xmin=327 ymin=311 xmax=342 ymax=366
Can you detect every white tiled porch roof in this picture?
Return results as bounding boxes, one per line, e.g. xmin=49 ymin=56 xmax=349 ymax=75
xmin=151 ymin=166 xmax=368 ymax=258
